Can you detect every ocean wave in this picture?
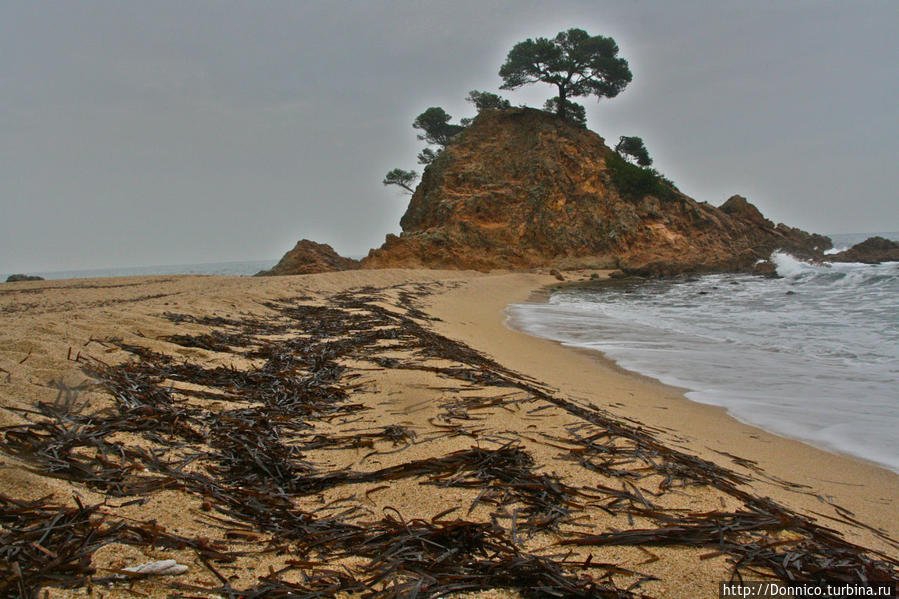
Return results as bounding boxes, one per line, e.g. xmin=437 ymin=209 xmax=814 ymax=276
xmin=772 ymin=250 xmax=898 ymax=288
xmin=507 ymin=260 xmax=899 ymax=472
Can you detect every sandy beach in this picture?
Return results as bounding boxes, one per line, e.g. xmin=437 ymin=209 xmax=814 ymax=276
xmin=0 ymin=269 xmax=896 ymax=598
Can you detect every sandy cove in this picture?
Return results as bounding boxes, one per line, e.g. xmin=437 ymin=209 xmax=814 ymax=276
xmin=0 ymin=269 xmax=896 ymax=598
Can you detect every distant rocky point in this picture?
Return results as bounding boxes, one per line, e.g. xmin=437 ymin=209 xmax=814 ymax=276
xmin=5 ymin=274 xmax=44 ymax=283
xmin=827 ymin=236 xmax=899 ymax=264
xmin=255 ymin=239 xmax=359 ymax=277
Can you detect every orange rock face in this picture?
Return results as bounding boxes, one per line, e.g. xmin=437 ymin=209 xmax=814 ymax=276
xmin=362 ymin=108 xmax=830 ymax=274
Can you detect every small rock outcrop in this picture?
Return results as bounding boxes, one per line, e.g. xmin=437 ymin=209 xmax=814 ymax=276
xmin=362 ymin=108 xmax=829 ymax=274
xmin=5 ymin=274 xmax=44 ymax=283
xmin=256 ymin=240 xmax=359 ymax=276
xmin=828 ymin=237 xmax=899 ymax=264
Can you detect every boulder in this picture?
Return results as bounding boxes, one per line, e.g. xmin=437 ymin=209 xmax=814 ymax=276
xmin=720 ymin=195 xmax=772 ymax=227
xmin=256 ymin=240 xmax=359 ymax=276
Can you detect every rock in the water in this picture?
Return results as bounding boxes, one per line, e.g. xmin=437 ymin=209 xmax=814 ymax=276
xmin=751 ymin=261 xmax=778 ymax=277
xmin=828 ymin=236 xmax=899 ymax=264
xmin=256 ymin=239 xmax=359 ymax=276
xmin=361 ymin=108 xmax=829 ymax=274
xmin=5 ymin=274 xmax=44 ymax=282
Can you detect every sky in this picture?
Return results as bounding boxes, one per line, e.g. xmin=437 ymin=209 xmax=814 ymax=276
xmin=2 ymin=1 xmax=897 ymax=273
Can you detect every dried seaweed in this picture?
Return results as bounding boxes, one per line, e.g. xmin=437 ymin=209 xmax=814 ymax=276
xmin=0 ymin=493 xmax=236 ymax=597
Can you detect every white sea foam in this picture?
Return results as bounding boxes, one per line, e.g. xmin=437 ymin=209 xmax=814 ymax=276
xmin=507 ymin=246 xmax=899 ymax=472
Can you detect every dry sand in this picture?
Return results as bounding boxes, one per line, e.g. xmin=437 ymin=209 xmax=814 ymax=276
xmin=0 ymin=269 xmax=896 ymax=598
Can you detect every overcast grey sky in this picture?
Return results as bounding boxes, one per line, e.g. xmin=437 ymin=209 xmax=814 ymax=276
xmin=2 ymin=1 xmax=897 ymax=273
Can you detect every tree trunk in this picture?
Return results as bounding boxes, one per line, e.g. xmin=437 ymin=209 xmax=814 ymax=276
xmin=557 ymin=85 xmax=567 ymax=120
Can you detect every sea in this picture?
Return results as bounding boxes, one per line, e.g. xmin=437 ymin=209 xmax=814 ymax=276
xmin=507 ymin=233 xmax=899 ymax=473
xmin=1 ymin=259 xmax=278 ymax=282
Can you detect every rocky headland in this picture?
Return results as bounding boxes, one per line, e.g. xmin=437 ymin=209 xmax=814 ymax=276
xmin=361 ymin=108 xmax=830 ymax=275
xmin=266 ymin=108 xmax=871 ymax=277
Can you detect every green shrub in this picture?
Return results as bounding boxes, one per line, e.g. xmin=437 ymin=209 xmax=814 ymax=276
xmin=604 ymin=152 xmax=678 ymax=202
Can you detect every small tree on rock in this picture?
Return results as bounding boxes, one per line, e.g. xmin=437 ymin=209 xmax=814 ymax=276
xmin=417 ymin=148 xmax=439 ymax=165
xmin=466 ymin=90 xmax=511 ymax=113
xmin=413 ymin=107 xmax=465 ymax=149
xmin=615 ymin=136 xmax=653 ymax=167
xmin=412 ymin=107 xmax=465 ymax=165
xmin=499 ymin=28 xmax=632 ymax=124
xmin=383 ymin=168 xmax=418 ymax=194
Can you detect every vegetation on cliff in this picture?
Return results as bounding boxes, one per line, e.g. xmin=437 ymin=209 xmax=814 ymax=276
xmin=463 ymin=90 xmax=511 ymax=116
xmin=382 ymin=168 xmax=418 ymax=194
xmin=614 ymin=136 xmax=653 ymax=167
xmin=604 ymin=151 xmax=678 ymax=203
xmin=383 ymin=92 xmax=514 ymax=194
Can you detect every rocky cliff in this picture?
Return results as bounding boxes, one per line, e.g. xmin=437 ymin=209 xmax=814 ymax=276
xmin=362 ymin=108 xmax=830 ymax=275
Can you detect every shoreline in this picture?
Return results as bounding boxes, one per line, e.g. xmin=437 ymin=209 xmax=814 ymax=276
xmin=423 ymin=271 xmax=898 ymax=551
xmin=505 ymin=274 xmax=899 ymax=476
xmin=518 ymin=322 xmax=899 ymax=481
xmin=505 ymin=301 xmax=899 ymax=477
xmin=1 ymin=269 xmax=896 ymax=597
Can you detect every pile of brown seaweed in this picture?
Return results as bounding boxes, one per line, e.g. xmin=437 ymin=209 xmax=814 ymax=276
xmin=1 ymin=282 xmax=896 ymax=597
